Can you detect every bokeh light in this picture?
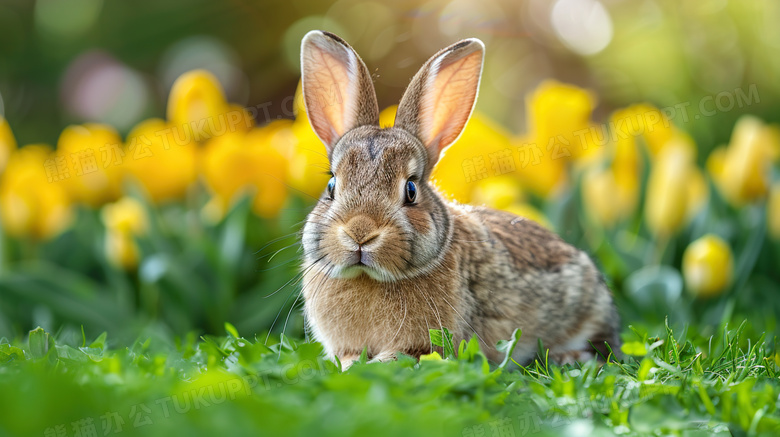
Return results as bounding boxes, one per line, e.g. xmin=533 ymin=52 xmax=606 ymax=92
xmin=551 ymin=0 xmax=613 ymax=56
xmin=61 ymin=51 xmax=149 ymax=131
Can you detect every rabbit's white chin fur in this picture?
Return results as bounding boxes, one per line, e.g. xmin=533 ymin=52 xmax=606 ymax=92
xmin=331 ymin=264 xmax=397 ymax=282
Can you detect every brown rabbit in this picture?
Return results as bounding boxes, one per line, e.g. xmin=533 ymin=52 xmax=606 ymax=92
xmin=299 ymin=30 xmax=620 ymax=367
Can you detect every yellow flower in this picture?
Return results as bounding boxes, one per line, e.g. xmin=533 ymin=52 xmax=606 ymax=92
xmin=769 ymin=182 xmax=780 ymax=240
xmin=250 ymin=116 xmax=330 ymax=201
xmin=286 ymin=120 xmax=330 ymax=199
xmin=644 ymin=140 xmax=696 ymax=237
xmin=513 ymin=135 xmax=567 ymax=198
xmin=100 ymin=197 xmax=148 ymax=270
xmin=469 ymin=177 xmax=550 ymax=227
xmin=0 ymin=116 xmax=17 ymax=174
xmin=0 ymin=145 xmax=73 ymax=239
xmin=526 ymin=80 xmax=596 ymax=161
xmin=609 ymin=129 xmax=642 ymax=220
xmin=580 ymin=132 xmax=642 ymax=228
xmin=705 ymin=146 xmax=726 ymax=179
xmin=56 ymin=124 xmax=123 ymax=207
xmin=226 ymin=104 xmax=255 ymax=132
xmin=282 ymin=83 xmax=336 ymax=199
xmin=201 ymin=128 xmax=289 ymax=219
xmin=683 ymin=234 xmax=733 ymax=298
xmin=432 ymin=114 xmax=514 ymax=203
xmin=614 ymin=104 xmax=676 ymax=157
xmin=507 ymin=81 xmax=599 ymax=197
xmin=101 ymin=197 xmax=148 ymax=236
xmin=582 ymin=166 xmax=624 ymax=228
xmin=470 ymin=177 xmax=524 ymax=210
xmin=166 ymin=70 xmax=251 ymax=143
xmin=124 ymin=118 xmax=198 ymax=203
xmin=104 ymin=230 xmax=140 ymax=270
xmin=709 ymin=116 xmax=779 ymax=206
xmin=378 ymin=105 xmax=397 ymax=129
xmin=293 ymin=81 xmax=306 ymax=119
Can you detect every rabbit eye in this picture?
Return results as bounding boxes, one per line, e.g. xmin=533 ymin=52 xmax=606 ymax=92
xmin=327 ymin=177 xmax=336 ymax=199
xmin=405 ymin=180 xmax=417 ymax=204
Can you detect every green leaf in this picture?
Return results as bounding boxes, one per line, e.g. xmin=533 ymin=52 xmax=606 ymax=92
xmin=496 ymin=328 xmax=522 ymax=369
xmin=0 ymin=343 xmax=25 ymax=364
xmin=28 ymin=327 xmax=53 ymax=360
xmin=428 ymin=328 xmax=455 ymax=359
xmin=54 ymin=344 xmax=89 ymax=364
xmin=89 ymin=332 xmax=107 ymax=350
xmin=225 ymin=322 xmax=240 ymax=339
xmin=457 ymin=336 xmax=481 ymax=362
xmin=78 ymin=346 xmax=104 ymax=362
xmin=429 ymin=328 xmax=443 ymax=347
xmin=621 ymin=341 xmax=648 ymax=356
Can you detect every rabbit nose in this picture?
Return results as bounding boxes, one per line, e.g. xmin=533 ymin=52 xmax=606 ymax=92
xmin=343 ymin=216 xmax=379 ymax=246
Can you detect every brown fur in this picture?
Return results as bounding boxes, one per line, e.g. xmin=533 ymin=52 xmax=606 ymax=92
xmin=299 ymin=31 xmax=620 ymax=366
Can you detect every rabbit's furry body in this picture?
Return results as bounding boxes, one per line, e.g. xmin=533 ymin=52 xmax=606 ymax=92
xmin=298 ymin=31 xmax=620 ymax=366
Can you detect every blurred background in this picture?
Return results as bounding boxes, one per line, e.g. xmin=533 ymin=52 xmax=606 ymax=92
xmin=0 ymin=0 xmax=779 ymax=345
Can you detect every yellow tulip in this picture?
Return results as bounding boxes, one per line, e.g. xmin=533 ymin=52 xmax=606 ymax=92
xmin=104 ymin=230 xmax=140 ymax=270
xmin=226 ymin=103 xmax=255 ymax=131
xmin=293 ymin=81 xmax=306 ymax=119
xmin=287 ymin=120 xmax=330 ymax=199
xmin=580 ymin=136 xmax=640 ymax=228
xmin=100 ymin=197 xmax=148 ymax=270
xmin=512 ymin=135 xmax=567 ymax=198
xmin=610 ymin=131 xmax=641 ymax=217
xmin=167 ymin=70 xmax=249 ymax=143
xmin=378 ymin=105 xmax=397 ymax=129
xmin=124 ymin=118 xmax=198 ymax=203
xmin=55 ymin=124 xmax=123 ymax=207
xmin=101 ymin=197 xmax=148 ymax=236
xmin=526 ymin=80 xmax=596 ymax=161
xmin=683 ymin=234 xmax=733 ymax=298
xmin=581 ymin=167 xmax=622 ymax=228
xmin=644 ymin=140 xmax=696 ymax=237
xmin=705 ymin=146 xmax=726 ymax=178
xmin=471 ymin=177 xmax=524 ymax=210
xmin=284 ymin=84 xmax=337 ymax=199
xmin=769 ymin=182 xmax=780 ymax=240
xmin=432 ymin=114 xmax=514 ymax=203
xmin=0 ymin=145 xmax=73 ymax=239
xmin=201 ymin=128 xmax=289 ymax=219
xmin=709 ymin=116 xmax=779 ymax=206
xmin=0 ymin=116 xmax=17 ymax=174
xmin=506 ymin=81 xmax=599 ymax=197
xmin=613 ymin=104 xmax=676 ymax=157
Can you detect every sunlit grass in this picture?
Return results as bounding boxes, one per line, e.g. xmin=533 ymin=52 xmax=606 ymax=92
xmin=1 ymin=322 xmax=778 ymax=436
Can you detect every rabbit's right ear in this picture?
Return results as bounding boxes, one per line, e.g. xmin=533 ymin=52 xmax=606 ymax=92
xmin=301 ymin=30 xmax=379 ymax=155
xmin=395 ymin=39 xmax=484 ymax=173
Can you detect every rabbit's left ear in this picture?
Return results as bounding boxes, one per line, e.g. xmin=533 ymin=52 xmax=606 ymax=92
xmin=301 ymin=30 xmax=379 ymax=155
xmin=395 ymin=39 xmax=484 ymax=171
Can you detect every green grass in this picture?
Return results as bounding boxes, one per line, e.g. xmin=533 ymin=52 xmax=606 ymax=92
xmin=1 ymin=322 xmax=778 ymax=437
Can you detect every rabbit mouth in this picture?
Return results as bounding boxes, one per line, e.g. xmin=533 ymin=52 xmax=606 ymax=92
xmin=332 ymin=261 xmax=397 ymax=282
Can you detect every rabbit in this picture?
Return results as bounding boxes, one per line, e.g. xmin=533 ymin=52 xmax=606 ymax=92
xmin=298 ymin=30 xmax=620 ymax=368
